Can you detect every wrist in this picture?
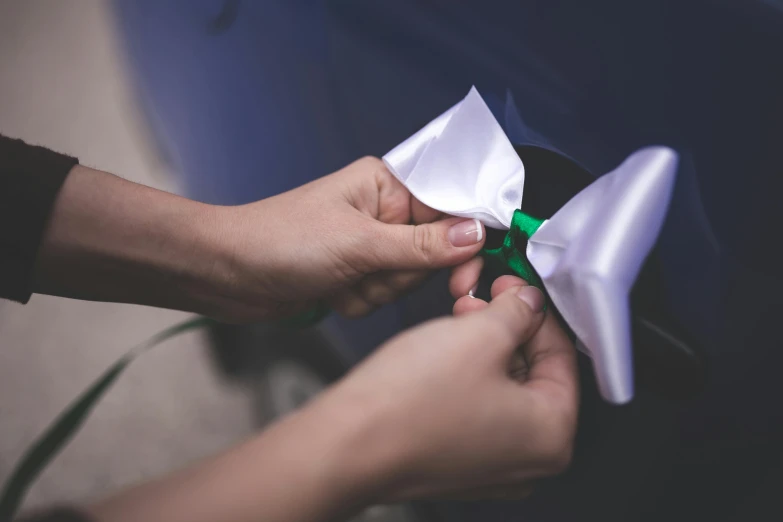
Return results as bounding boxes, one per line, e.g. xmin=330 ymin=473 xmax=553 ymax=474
xmin=302 ymin=384 xmax=412 ymax=505
xmin=173 ymin=203 xmax=246 ymax=318
xmin=187 ymin=202 xmax=285 ymax=322
xmin=217 ymin=391 xmax=396 ymax=521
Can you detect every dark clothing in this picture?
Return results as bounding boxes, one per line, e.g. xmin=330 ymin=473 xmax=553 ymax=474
xmin=0 ymin=135 xmax=77 ymax=303
xmin=0 ymin=135 xmax=89 ymax=522
xmin=16 ymin=508 xmax=93 ymax=522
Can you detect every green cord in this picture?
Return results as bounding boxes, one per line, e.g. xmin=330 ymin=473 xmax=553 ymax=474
xmin=0 ymin=305 xmax=328 ymax=521
xmin=0 ymin=230 xmax=549 ymax=520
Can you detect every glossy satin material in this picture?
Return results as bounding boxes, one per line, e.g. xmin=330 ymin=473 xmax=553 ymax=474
xmin=482 ymin=209 xmax=546 ymax=289
xmin=118 ymin=3 xmax=783 ymax=517
xmin=527 ymin=147 xmax=678 ymax=403
xmin=382 ymin=87 xmax=524 ymax=230
xmin=384 ymin=88 xmax=678 ymax=403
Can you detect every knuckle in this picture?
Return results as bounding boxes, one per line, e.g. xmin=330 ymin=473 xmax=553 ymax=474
xmin=343 ymin=300 xmax=374 ymax=318
xmin=490 ymin=275 xmax=529 ymax=296
xmin=385 ymin=271 xmax=424 ymax=296
xmin=412 ymin=224 xmax=438 ymax=264
xmin=333 ymin=294 xmax=374 ymax=319
xmin=353 ymin=222 xmax=384 ymax=272
xmin=355 ymin=155 xmax=384 ymax=171
xmin=487 ymin=294 xmax=535 ymax=343
xmin=361 ymin=280 xmax=397 ymax=306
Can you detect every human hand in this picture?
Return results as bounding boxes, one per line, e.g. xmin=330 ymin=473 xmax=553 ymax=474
xmin=85 ymin=276 xmax=576 ymax=522
xmin=32 ymin=159 xmax=485 ymax=324
xmin=212 ymin=157 xmax=486 ymax=322
xmin=306 ymin=275 xmax=579 ymax=502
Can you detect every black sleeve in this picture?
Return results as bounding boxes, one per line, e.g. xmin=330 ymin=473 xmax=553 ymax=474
xmin=0 ymin=135 xmax=78 ymax=303
xmin=16 ymin=507 xmax=94 ymax=522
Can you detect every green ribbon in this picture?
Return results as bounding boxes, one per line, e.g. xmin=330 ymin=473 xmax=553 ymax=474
xmin=1 ymin=215 xmax=548 ymax=520
xmin=0 ymin=217 xmax=547 ymax=519
xmin=481 ymin=209 xmax=546 ymax=290
xmin=0 ymin=308 xmax=327 ymax=521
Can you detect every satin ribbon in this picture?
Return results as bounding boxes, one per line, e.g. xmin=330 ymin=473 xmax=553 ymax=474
xmin=383 ymin=87 xmax=678 ymax=404
xmin=482 ymin=209 xmax=546 ymax=289
xmin=383 ymin=86 xmax=524 ymax=230
xmin=526 ymin=147 xmax=678 ymax=402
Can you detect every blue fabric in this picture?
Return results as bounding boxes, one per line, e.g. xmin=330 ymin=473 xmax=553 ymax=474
xmin=114 ymin=1 xmax=783 ymax=520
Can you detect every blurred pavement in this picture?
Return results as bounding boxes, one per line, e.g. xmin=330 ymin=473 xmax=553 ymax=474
xmin=0 ymin=0 xmax=256 ymax=511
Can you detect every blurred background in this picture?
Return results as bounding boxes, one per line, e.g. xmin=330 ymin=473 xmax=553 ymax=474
xmin=0 ymin=0 xmax=260 ymax=512
xmin=2 ymin=1 xmax=783 ymax=521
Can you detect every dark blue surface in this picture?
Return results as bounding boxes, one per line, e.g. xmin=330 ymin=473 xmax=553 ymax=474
xmin=115 ymin=1 xmax=783 ymax=520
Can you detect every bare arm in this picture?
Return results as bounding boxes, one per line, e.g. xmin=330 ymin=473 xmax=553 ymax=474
xmin=33 ymin=165 xmax=232 ymax=316
xmin=85 ymin=277 xmax=577 ymax=522
xmin=14 ymin=153 xmax=578 ymax=522
xmin=87 ymin=395 xmax=382 ymax=522
xmin=32 ymin=158 xmax=488 ymax=323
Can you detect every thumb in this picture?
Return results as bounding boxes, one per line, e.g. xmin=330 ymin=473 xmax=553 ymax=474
xmin=470 ymin=285 xmax=547 ymax=356
xmin=364 ymin=217 xmax=486 ymax=270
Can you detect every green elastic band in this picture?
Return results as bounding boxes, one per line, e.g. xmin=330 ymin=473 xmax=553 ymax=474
xmin=481 ymin=209 xmax=546 ymax=290
xmin=0 ymin=306 xmax=328 ymax=521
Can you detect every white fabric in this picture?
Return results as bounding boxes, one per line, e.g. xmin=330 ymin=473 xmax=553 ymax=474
xmin=383 ymin=87 xmax=678 ymax=404
xmin=383 ymin=87 xmax=524 ymax=230
xmin=526 ymin=147 xmax=678 ymax=403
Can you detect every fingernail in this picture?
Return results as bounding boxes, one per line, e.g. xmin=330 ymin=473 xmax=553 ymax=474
xmin=468 ymin=284 xmax=478 ymax=298
xmin=517 ymin=286 xmax=545 ymax=313
xmin=448 ymin=219 xmax=483 ymax=247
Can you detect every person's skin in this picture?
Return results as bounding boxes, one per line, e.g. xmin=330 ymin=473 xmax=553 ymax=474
xmin=34 ymin=157 xmax=487 ymax=321
xmin=30 ymin=157 xmax=578 ymax=521
xmin=87 ymin=276 xmax=577 ymax=522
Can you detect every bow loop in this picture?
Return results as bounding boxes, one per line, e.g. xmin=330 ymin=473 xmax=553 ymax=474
xmin=384 ymin=86 xmax=679 ymax=404
xmin=383 ymin=87 xmax=524 ymax=230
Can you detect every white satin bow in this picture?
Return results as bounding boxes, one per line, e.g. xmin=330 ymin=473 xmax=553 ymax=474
xmin=383 ymin=87 xmax=524 ymax=230
xmin=383 ymin=87 xmax=678 ymax=404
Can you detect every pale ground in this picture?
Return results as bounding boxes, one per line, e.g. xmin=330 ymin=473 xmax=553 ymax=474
xmin=0 ymin=0 xmax=257 ymax=511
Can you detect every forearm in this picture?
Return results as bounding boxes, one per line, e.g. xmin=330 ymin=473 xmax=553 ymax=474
xmin=86 ymin=394 xmax=389 ymax=522
xmin=33 ymin=166 xmax=234 ymax=317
